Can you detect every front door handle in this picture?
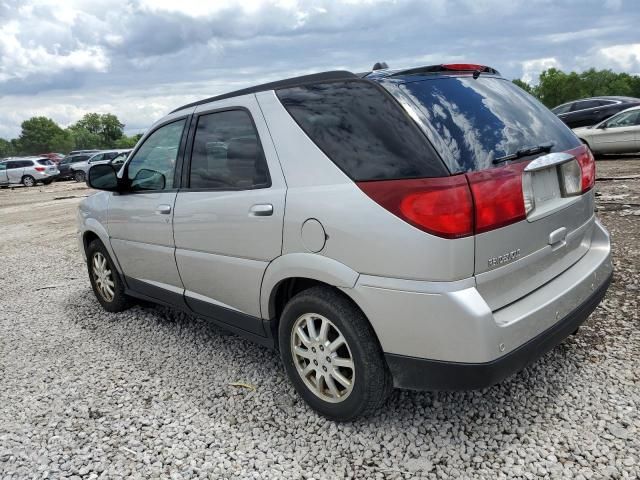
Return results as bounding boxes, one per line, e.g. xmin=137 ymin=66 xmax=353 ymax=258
xmin=156 ymin=204 xmax=172 ymax=215
xmin=249 ymin=204 xmax=273 ymax=217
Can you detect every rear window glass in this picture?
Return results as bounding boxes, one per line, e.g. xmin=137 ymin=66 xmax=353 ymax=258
xmin=37 ymin=159 xmax=53 ymax=165
xmin=276 ymin=81 xmax=447 ymax=181
xmin=395 ymin=76 xmax=581 ymax=172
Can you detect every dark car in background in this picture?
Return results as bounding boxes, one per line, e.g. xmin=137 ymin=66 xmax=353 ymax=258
xmin=552 ymin=96 xmax=640 ymax=128
xmin=57 ymin=154 xmax=93 ymax=180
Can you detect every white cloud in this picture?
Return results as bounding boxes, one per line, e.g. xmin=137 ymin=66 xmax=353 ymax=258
xmin=521 ymin=57 xmax=561 ymax=84
xmin=596 ymin=43 xmax=640 ymax=73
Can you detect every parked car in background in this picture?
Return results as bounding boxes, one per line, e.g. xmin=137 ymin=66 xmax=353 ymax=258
xmin=72 ymin=149 xmax=131 ymax=182
xmin=79 ymin=63 xmax=612 ymax=420
xmin=38 ymin=152 xmax=65 ymax=164
xmin=552 ymin=96 xmax=640 ymax=128
xmin=573 ymin=106 xmax=640 ymax=155
xmin=58 ymin=154 xmax=93 ymax=180
xmin=0 ymin=157 xmax=59 ymax=187
xmin=69 ymin=149 xmax=100 ymax=156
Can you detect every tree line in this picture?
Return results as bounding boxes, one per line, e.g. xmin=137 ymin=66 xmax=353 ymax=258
xmin=0 ymin=113 xmax=143 ymax=158
xmin=513 ymin=68 xmax=640 ymax=108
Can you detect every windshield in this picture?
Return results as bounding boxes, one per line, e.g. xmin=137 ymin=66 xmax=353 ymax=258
xmin=391 ymin=76 xmax=581 ymax=172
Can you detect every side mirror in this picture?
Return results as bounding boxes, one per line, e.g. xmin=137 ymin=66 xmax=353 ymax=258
xmin=131 ymin=168 xmax=166 ymax=191
xmin=87 ymin=164 xmax=120 ymax=191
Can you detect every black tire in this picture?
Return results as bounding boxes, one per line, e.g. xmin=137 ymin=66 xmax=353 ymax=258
xmin=22 ymin=175 xmax=36 ymax=187
xmin=278 ymin=286 xmax=392 ymax=421
xmin=86 ymin=239 xmax=132 ymax=312
xmin=74 ymin=171 xmax=85 ymax=182
xmin=43 ymin=179 xmax=53 ymax=185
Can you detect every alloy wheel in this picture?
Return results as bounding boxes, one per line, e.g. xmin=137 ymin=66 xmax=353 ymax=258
xmin=290 ymin=313 xmax=355 ymax=403
xmin=92 ymin=252 xmax=115 ymax=302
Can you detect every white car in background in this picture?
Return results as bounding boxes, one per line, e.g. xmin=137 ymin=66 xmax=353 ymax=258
xmin=71 ymin=150 xmax=131 ymax=182
xmin=573 ymin=106 xmax=640 ymax=155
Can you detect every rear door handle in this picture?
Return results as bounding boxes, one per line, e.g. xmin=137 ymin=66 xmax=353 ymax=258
xmin=156 ymin=204 xmax=172 ymax=215
xmin=249 ymin=204 xmax=273 ymax=216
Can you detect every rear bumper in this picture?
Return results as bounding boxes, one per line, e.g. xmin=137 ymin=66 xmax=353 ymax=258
xmin=344 ymin=219 xmax=613 ymax=390
xmin=385 ymin=271 xmax=611 ymax=390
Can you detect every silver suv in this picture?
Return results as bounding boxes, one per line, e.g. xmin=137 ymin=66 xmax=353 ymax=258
xmin=78 ymin=64 xmax=613 ymax=420
xmin=1 ymin=157 xmax=59 ymax=187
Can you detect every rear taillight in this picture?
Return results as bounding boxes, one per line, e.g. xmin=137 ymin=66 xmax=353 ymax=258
xmin=568 ymin=144 xmax=595 ymax=192
xmin=358 ymin=146 xmax=592 ymax=239
xmin=34 ymin=166 xmax=45 ymax=172
xmin=466 ymin=162 xmax=528 ymax=234
xmin=357 ymin=176 xmax=473 ymax=239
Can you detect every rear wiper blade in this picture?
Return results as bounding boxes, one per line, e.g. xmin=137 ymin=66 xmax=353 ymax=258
xmin=493 ymin=142 xmax=554 ymax=164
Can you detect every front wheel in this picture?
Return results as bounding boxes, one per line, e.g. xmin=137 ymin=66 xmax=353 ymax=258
xmin=22 ymin=175 xmax=36 ymax=187
xmin=74 ymin=171 xmax=86 ymax=182
xmin=279 ymin=286 xmax=392 ymax=421
xmin=86 ymin=239 xmax=132 ymax=312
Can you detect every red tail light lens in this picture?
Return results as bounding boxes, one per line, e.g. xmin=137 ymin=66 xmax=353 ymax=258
xmin=357 ymin=176 xmax=473 ymax=239
xmin=466 ymin=162 xmax=528 ymax=234
xmin=567 ymin=144 xmax=595 ymax=192
xmin=441 ymin=63 xmax=487 ymax=71
xmin=34 ymin=166 xmax=46 ymax=172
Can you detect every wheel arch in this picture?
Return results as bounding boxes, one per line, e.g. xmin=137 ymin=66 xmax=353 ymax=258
xmin=81 ymin=220 xmax=124 ymax=275
xmin=261 ymin=253 xmax=360 ymax=321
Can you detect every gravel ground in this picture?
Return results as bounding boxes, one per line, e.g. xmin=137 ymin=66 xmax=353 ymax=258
xmin=1 ymin=163 xmax=639 ymax=479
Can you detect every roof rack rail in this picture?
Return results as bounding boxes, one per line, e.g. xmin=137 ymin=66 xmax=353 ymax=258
xmin=389 ymin=63 xmax=500 ymax=77
xmin=170 ymin=70 xmax=359 ymax=113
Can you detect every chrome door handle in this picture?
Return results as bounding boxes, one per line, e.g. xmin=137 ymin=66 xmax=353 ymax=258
xmin=249 ymin=204 xmax=273 ymax=216
xmin=156 ymin=204 xmax=172 ymax=215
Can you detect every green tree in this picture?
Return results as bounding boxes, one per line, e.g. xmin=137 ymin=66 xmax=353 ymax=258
xmin=73 ymin=113 xmax=124 ymax=148
xmin=68 ymin=126 xmax=102 ymax=150
xmin=512 ymin=78 xmax=534 ymax=94
xmin=113 ymin=133 xmax=143 ymax=149
xmin=0 ymin=138 xmax=16 ymax=158
xmin=17 ymin=116 xmax=67 ymax=155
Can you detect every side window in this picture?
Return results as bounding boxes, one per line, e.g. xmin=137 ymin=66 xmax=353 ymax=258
xmin=574 ymin=100 xmax=599 ymax=111
xmin=277 ymin=81 xmax=447 ymax=181
xmin=552 ymin=103 xmax=572 ymax=114
xmin=90 ymin=154 xmax=104 ymax=163
xmin=189 ymin=110 xmax=270 ymax=190
xmin=7 ymin=161 xmax=20 ymax=169
xmin=0 ymin=163 xmax=6 ymax=171
xmin=127 ymin=119 xmax=186 ymax=191
xmin=606 ymin=111 xmax=639 ymax=128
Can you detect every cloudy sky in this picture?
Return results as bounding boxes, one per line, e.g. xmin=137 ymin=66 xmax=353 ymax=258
xmin=0 ymin=0 xmax=638 ymax=139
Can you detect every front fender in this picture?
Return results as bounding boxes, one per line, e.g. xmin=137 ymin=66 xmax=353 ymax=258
xmin=260 ymin=253 xmax=359 ymax=318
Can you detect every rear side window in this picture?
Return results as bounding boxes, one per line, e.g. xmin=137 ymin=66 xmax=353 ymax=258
xmin=552 ymin=103 xmax=572 ymax=114
xmin=189 ymin=110 xmax=270 ymax=190
xmin=73 ymin=156 xmax=89 ymax=163
xmin=396 ymin=76 xmax=581 ymax=172
xmin=277 ymin=81 xmax=447 ymax=181
xmin=574 ymin=100 xmax=600 ymax=110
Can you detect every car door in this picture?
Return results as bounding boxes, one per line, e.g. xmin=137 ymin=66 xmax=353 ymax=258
xmin=173 ymin=97 xmax=286 ymax=335
xmin=107 ymin=114 xmax=191 ymax=303
xmin=591 ymin=110 xmax=640 ymax=153
xmin=6 ymin=161 xmax=25 ymax=183
xmin=569 ymin=100 xmax=601 ymax=127
xmin=0 ymin=162 xmax=7 ymax=184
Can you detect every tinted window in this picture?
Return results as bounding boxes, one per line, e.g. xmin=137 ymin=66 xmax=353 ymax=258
xmin=396 ymin=76 xmax=581 ymax=172
xmin=573 ymin=100 xmax=600 ymax=110
xmin=277 ymin=81 xmax=447 ymax=181
xmin=60 ymin=157 xmax=71 ymax=165
xmin=37 ymin=159 xmax=53 ymax=165
xmin=606 ymin=110 xmax=640 ymax=128
xmin=127 ymin=119 xmax=186 ymax=191
xmin=189 ymin=110 xmax=270 ymax=190
xmin=0 ymin=163 xmax=6 ymax=171
xmin=72 ymin=155 xmax=90 ymax=163
xmin=552 ymin=103 xmax=572 ymax=114
xmin=598 ymin=100 xmax=616 ymax=106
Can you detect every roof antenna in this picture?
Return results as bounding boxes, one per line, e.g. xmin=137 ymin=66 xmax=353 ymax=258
xmin=372 ymin=62 xmax=388 ymax=71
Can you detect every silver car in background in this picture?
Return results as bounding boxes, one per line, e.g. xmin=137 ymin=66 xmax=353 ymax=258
xmin=0 ymin=157 xmax=59 ymax=187
xmin=71 ymin=149 xmax=131 ymax=182
xmin=77 ymin=63 xmax=613 ymax=421
xmin=573 ymin=106 xmax=640 ymax=155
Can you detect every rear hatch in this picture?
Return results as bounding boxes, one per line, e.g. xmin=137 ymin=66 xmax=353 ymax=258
xmin=387 ymin=73 xmax=595 ymax=310
xmin=36 ymin=158 xmax=58 ymax=174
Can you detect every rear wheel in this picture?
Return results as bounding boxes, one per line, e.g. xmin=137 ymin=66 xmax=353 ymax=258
xmin=87 ymin=239 xmax=132 ymax=312
xmin=22 ymin=175 xmax=36 ymax=187
xmin=279 ymin=286 xmax=392 ymax=421
xmin=43 ymin=179 xmax=53 ymax=185
xmin=74 ymin=171 xmax=85 ymax=182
